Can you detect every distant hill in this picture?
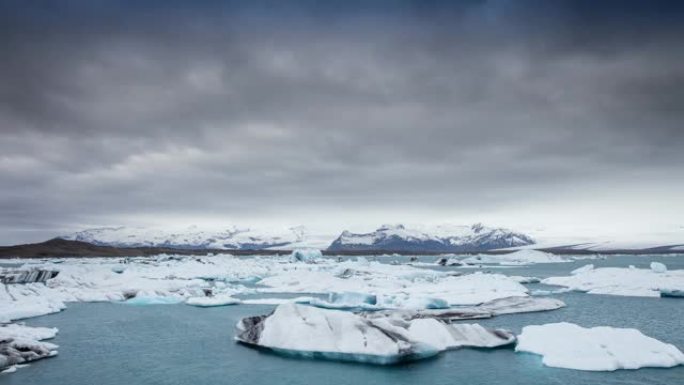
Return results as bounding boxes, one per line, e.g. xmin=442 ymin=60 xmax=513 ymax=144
xmin=0 ymin=238 xmax=280 ymax=258
xmin=328 ymin=223 xmax=535 ymax=252
xmin=59 ymin=225 xmax=312 ymax=250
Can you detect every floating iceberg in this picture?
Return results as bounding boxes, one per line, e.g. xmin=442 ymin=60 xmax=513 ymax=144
xmin=186 ymin=294 xmax=241 ymax=307
xmin=235 ymin=303 xmax=514 ymax=364
xmin=516 ymin=322 xmax=684 ymax=371
xmin=408 ymin=321 xmax=514 ymax=350
xmin=289 ymin=249 xmax=322 ymax=262
xmin=660 ymin=288 xmax=684 ymax=298
xmin=509 ymin=276 xmax=541 ymax=284
xmin=0 ymin=324 xmax=58 ymax=372
xmin=460 ymin=250 xmax=567 ymax=266
xmin=650 ymin=262 xmax=667 ymax=273
xmin=308 ymin=292 xmax=379 ymax=310
xmin=368 ymin=296 xmax=565 ymax=322
xmin=235 ymin=303 xmax=439 ymax=364
xmin=124 ymin=294 xmax=184 ymax=305
xmin=544 ymin=264 xmax=684 ymax=297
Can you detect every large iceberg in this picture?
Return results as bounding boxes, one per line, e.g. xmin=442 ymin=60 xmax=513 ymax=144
xmin=0 ymin=324 xmax=59 ymax=372
xmin=543 ymin=264 xmax=684 ymax=297
xmin=235 ymin=303 xmax=515 ymax=364
xmin=516 ymin=322 xmax=684 ymax=371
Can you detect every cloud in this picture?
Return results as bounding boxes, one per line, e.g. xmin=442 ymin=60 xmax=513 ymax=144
xmin=1 ymin=0 xmax=683 ymax=243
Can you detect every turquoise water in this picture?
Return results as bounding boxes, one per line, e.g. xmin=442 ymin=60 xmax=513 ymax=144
xmin=3 ymin=256 xmax=684 ymax=385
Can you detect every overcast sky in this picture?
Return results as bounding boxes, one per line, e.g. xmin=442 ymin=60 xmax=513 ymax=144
xmin=1 ymin=0 xmax=683 ymax=244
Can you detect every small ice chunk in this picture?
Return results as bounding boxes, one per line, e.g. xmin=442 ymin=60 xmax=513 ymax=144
xmin=650 ymin=262 xmax=667 ymax=273
xmin=329 ymin=292 xmax=377 ymax=305
xmin=290 ymin=249 xmax=322 ymax=262
xmin=509 ymin=276 xmax=541 ymax=284
xmin=660 ymin=288 xmax=684 ymax=298
xmin=397 ymin=296 xmax=449 ymax=310
xmin=186 ymin=294 xmax=241 ymax=307
xmin=124 ymin=295 xmax=183 ymax=305
xmin=571 ymin=264 xmax=594 ymax=275
xmin=516 ymin=322 xmax=684 ymax=371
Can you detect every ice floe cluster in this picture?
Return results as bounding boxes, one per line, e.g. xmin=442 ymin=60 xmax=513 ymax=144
xmin=236 ymin=303 xmax=684 ymax=371
xmin=0 ymin=253 xmax=542 ymax=324
xmin=1 ymin=253 xmax=683 ymax=374
xmin=543 ymin=263 xmax=684 ymax=297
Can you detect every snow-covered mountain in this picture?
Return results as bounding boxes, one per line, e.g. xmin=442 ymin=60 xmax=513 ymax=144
xmin=60 ymin=225 xmax=313 ymax=250
xmin=327 ymin=223 xmax=535 ymax=252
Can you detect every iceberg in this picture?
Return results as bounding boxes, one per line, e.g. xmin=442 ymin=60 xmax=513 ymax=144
xmin=460 ymin=250 xmax=567 ymax=266
xmin=544 ymin=264 xmax=684 ymax=297
xmin=0 ymin=324 xmax=59 ymax=372
xmin=650 ymin=262 xmax=667 ymax=273
xmin=124 ymin=294 xmax=184 ymax=305
xmin=408 ymin=321 xmax=515 ymax=350
xmin=235 ymin=303 xmax=514 ymax=364
xmin=186 ymin=294 xmax=241 ymax=307
xmin=289 ymin=249 xmax=323 ymax=263
xmin=660 ymin=288 xmax=684 ymax=298
xmin=235 ymin=303 xmax=439 ymax=364
xmin=516 ymin=322 xmax=684 ymax=371
xmin=368 ymin=296 xmax=565 ymax=322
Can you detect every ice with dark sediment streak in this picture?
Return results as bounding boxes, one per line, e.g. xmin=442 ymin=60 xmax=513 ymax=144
xmin=235 ymin=303 xmax=515 ymax=364
xmin=0 ymin=324 xmax=59 ymax=372
xmin=364 ymin=296 xmax=566 ymax=322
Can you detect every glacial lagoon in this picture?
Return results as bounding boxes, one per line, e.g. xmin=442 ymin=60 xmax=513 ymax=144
xmin=2 ymin=255 xmax=684 ymax=385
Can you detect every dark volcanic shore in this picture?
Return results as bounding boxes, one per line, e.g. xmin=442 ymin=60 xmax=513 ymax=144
xmin=0 ymin=238 xmax=682 ymax=259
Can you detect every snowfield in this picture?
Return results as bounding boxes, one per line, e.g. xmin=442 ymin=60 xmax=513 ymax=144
xmin=328 ymin=223 xmax=534 ymax=252
xmin=516 ymin=322 xmax=684 ymax=371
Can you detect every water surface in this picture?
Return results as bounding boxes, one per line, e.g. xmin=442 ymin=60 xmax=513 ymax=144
xmin=3 ymin=256 xmax=683 ymax=385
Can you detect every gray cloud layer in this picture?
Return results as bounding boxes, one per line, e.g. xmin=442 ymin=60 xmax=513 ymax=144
xmin=1 ymin=1 xmax=683 ymax=243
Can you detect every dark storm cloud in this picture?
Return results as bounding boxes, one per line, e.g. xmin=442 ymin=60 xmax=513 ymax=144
xmin=1 ymin=0 xmax=683 ymax=243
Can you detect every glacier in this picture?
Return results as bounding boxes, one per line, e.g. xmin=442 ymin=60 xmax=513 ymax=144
xmin=516 ymin=322 xmax=684 ymax=371
xmin=234 ymin=303 xmax=515 ymax=364
xmin=60 ymin=225 xmax=315 ymax=250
